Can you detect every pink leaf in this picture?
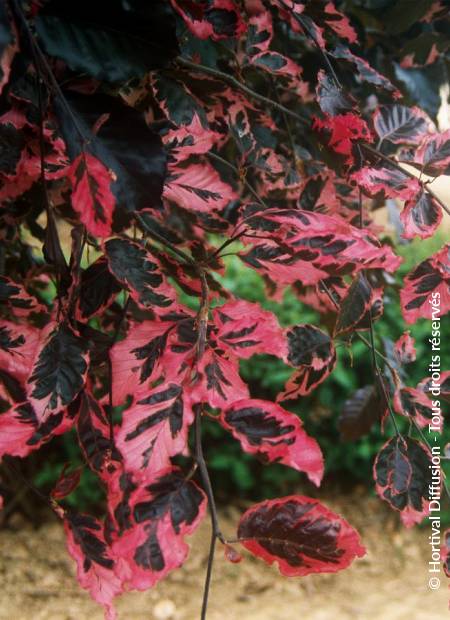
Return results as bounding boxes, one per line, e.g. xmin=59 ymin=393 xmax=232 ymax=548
xmin=414 ymin=129 xmax=450 ymax=176
xmin=0 ymin=320 xmax=40 ymax=384
xmin=0 ymin=276 xmax=47 ymax=317
xmin=220 ymin=398 xmax=324 ymax=485
xmin=400 ymin=244 xmax=450 ymax=323
xmin=213 ymin=299 xmax=287 ymax=359
xmin=109 ymin=308 xmax=195 ymax=406
xmin=323 ymin=2 xmax=358 ymax=43
xmin=237 ymin=495 xmax=366 ymax=576
xmin=313 ymin=112 xmax=372 ymax=162
xmin=0 ymin=403 xmax=37 ymax=459
xmin=164 ymin=160 xmax=236 ymax=213
xmin=189 ymin=348 xmax=249 ymax=409
xmin=65 ymin=513 xmax=122 ymax=620
xmin=393 ymin=387 xmax=438 ymax=430
xmin=116 ymin=382 xmax=193 ymax=474
xmin=67 ymin=152 xmax=115 ymax=237
xmin=353 ymin=166 xmax=420 ymax=201
xmin=241 ymin=208 xmax=402 ymax=285
xmin=394 ymin=332 xmax=416 ymax=364
xmin=110 ymin=469 xmax=207 ymax=591
xmin=400 ymin=190 xmax=442 ymax=239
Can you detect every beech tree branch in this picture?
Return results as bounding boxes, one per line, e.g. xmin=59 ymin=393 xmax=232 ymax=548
xmin=134 ymin=212 xmax=196 ymax=266
xmin=176 ymin=56 xmax=308 ymax=125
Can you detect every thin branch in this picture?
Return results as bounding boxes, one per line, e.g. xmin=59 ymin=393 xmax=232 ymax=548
xmin=176 ymin=56 xmax=308 ymax=126
xmin=368 ymin=309 xmax=401 ymax=436
xmin=194 ymin=406 xmax=224 ymax=620
xmin=194 ymin=410 xmax=224 ymax=542
xmin=2 ymin=457 xmax=64 ymax=518
xmin=320 ymin=278 xmax=401 ymax=436
xmin=201 ymin=528 xmax=217 ymax=620
xmin=361 ymin=143 xmax=450 ymax=218
xmin=208 ymin=151 xmax=270 ymax=208
xmin=134 ymin=212 xmax=195 ymax=266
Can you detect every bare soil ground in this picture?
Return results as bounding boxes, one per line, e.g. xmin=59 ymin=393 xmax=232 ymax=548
xmin=1 ymin=490 xmax=449 ymax=620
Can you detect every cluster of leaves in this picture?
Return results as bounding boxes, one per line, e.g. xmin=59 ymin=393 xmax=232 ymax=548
xmin=1 ymin=1 xmax=450 ymax=618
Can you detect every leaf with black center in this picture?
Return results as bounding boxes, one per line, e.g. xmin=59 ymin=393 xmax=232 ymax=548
xmin=414 ymin=129 xmax=450 ymax=176
xmin=279 ymin=325 xmax=336 ymax=399
xmin=400 ymin=244 xmax=450 ymax=323
xmin=401 ymin=190 xmax=442 ymax=239
xmin=35 ymin=0 xmax=179 ymax=82
xmin=241 ymin=209 xmax=401 ymax=287
xmin=353 ymin=165 xmax=420 ymax=201
xmin=394 ymin=332 xmax=416 ymax=364
xmin=373 ymin=105 xmax=429 ymax=145
xmin=67 ymin=152 xmax=116 ymax=238
xmin=27 ymin=323 xmax=89 ymax=416
xmin=330 ymin=45 xmax=399 ymax=94
xmin=237 ymin=496 xmax=366 ymax=576
xmin=109 ymin=467 xmax=206 ymax=591
xmin=213 ymin=299 xmax=286 ymax=359
xmin=116 ymin=382 xmax=192 ymax=473
xmin=0 ymin=276 xmax=46 ymax=315
xmin=374 ymin=436 xmax=433 ymax=527
xmin=250 ymin=50 xmax=302 ymax=80
xmin=334 ymin=273 xmax=382 ymax=336
xmin=393 ymin=387 xmax=436 ymax=429
xmin=64 ymin=512 xmax=122 ymax=620
xmin=220 ymin=399 xmax=323 ymax=486
xmin=75 ymin=390 xmax=121 ymax=475
xmin=152 ymin=73 xmax=208 ymax=129
xmin=189 ymin=348 xmax=249 ymax=409
xmin=316 ymin=70 xmax=354 ymax=116
xmin=110 ymin=317 xmax=182 ymax=406
xmin=418 ymin=370 xmax=450 ymax=404
xmin=104 ymin=238 xmax=175 ymax=311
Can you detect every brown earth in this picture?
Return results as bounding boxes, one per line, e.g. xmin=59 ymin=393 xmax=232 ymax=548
xmin=1 ymin=490 xmax=449 ymax=620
